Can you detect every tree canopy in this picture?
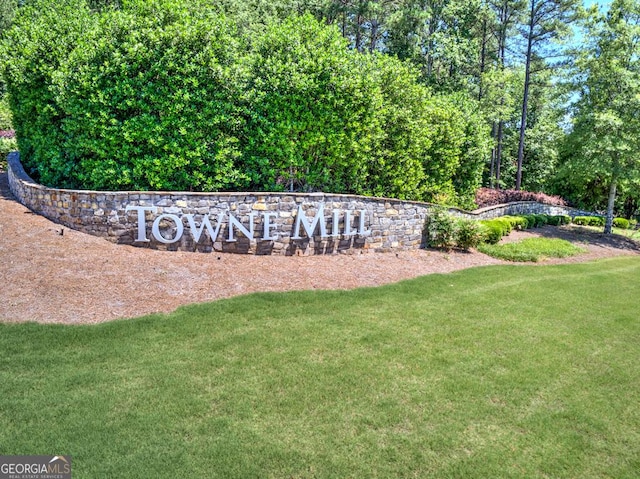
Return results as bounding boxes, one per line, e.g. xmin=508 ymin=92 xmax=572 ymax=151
xmin=558 ymin=0 xmax=640 ymax=232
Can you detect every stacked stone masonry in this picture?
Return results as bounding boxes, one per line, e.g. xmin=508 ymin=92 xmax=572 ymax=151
xmin=7 ymin=152 xmax=597 ymax=255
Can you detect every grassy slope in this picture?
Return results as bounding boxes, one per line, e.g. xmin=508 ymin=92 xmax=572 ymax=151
xmin=1 ymin=257 xmax=639 ymax=478
xmin=478 ymin=238 xmax=586 ymax=262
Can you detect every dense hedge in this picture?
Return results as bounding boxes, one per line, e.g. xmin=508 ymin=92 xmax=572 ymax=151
xmin=1 ymin=0 xmax=491 ymax=206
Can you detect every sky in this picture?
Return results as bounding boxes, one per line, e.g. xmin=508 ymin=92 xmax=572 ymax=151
xmin=584 ymin=0 xmax=610 ymax=7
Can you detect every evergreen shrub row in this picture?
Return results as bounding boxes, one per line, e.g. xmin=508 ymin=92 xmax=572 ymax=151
xmin=477 ymin=214 xmax=570 ymax=245
xmin=426 ymin=212 xmax=574 ymax=250
xmin=573 ymin=216 xmax=606 ymax=227
xmin=572 ymin=216 xmax=636 ymax=229
xmin=1 ymin=0 xmax=490 ymax=207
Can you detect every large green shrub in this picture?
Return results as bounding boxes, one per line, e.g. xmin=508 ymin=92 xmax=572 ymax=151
xmin=243 ymin=17 xmax=441 ymax=200
xmin=424 ymin=93 xmax=492 ymax=209
xmin=55 ymin=1 xmax=247 ymax=191
xmin=242 ymin=15 xmax=374 ymax=194
xmin=355 ymin=53 xmax=430 ymax=200
xmin=1 ymin=0 xmax=93 ymax=185
xmin=2 ymin=1 xmax=491 ymax=201
xmin=451 ymin=95 xmax=493 ymax=210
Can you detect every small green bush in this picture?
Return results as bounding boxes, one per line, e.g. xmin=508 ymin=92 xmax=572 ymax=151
xmin=0 ymin=137 xmax=17 ymax=156
xmin=479 ymin=222 xmax=503 ymax=245
xmin=0 ymin=97 xmax=12 ymax=130
xmin=497 ymin=218 xmax=513 ymax=234
xmin=546 ymin=215 xmax=561 ymax=226
xmin=502 ymin=215 xmax=528 ymax=230
xmin=573 ymin=216 xmax=605 ymax=227
xmin=1 ymin=137 xmax=17 ymax=169
xmin=613 ymin=218 xmax=630 ymax=229
xmin=533 ymin=214 xmax=549 ymax=227
xmin=455 ymin=219 xmax=484 ymax=250
xmin=522 ymin=215 xmax=537 ymax=229
xmin=480 ymin=219 xmax=511 ymax=244
xmin=545 ymin=215 xmax=570 ymax=226
xmin=425 ymin=209 xmax=457 ymax=250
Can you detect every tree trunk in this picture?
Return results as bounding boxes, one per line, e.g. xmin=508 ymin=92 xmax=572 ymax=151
xmin=604 ymin=176 xmax=618 ymax=235
xmin=516 ymin=0 xmax=535 ymax=191
xmin=355 ymin=13 xmax=363 ymax=51
xmin=489 ymin=122 xmax=497 ymax=187
xmin=493 ymin=0 xmax=509 ymax=190
xmin=369 ymin=21 xmax=376 ymax=52
xmin=478 ymin=18 xmax=487 ymax=102
xmin=496 ymin=119 xmax=504 ymax=188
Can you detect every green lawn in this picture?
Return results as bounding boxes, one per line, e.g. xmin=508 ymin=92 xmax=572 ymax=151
xmin=1 ymin=257 xmax=640 ymax=478
xmin=478 ymin=238 xmax=586 ymax=262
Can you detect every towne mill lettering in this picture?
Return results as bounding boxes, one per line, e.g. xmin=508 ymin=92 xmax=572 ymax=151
xmin=126 ymin=204 xmax=370 ymax=244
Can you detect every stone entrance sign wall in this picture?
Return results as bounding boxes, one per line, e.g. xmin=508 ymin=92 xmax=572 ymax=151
xmin=7 ymin=152 xmax=595 ymax=255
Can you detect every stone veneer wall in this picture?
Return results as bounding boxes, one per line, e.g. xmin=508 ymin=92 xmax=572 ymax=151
xmin=7 ymin=152 xmax=598 ymax=255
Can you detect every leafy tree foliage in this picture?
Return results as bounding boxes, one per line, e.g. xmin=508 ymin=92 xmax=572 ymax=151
xmin=4 ymin=0 xmax=606 ymax=209
xmin=57 ymin=1 xmax=247 ymax=191
xmin=558 ymin=0 xmax=640 ymax=231
xmin=514 ymin=0 xmax=578 ymax=190
xmin=241 ymin=14 xmax=371 ymax=193
xmin=0 ymin=0 xmax=93 ymax=184
xmin=1 ymin=1 xmax=489 ymax=207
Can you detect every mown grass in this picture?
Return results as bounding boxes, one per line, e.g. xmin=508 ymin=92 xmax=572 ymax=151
xmin=478 ymin=237 xmax=586 ymax=262
xmin=582 ymin=224 xmax=640 ymax=241
xmin=1 ymin=257 xmax=640 ymax=478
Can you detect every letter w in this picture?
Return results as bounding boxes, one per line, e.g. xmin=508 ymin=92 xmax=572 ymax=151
xmin=184 ymin=214 xmax=223 ymax=243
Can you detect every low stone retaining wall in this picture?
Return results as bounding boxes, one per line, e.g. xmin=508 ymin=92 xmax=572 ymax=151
xmin=7 ymin=152 xmax=595 ymax=255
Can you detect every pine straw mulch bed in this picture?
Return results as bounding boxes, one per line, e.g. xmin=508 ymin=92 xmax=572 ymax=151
xmin=1 ymin=171 xmax=639 ymax=324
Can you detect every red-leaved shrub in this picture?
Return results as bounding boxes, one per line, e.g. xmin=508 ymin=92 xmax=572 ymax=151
xmin=0 ymin=130 xmax=16 ymax=139
xmin=475 ymin=188 xmax=567 ymax=208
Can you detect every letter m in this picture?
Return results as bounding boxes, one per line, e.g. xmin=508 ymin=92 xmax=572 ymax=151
xmin=292 ymin=204 xmax=326 ymax=239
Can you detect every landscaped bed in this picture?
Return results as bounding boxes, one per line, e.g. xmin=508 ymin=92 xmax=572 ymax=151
xmin=1 ymin=170 xmax=639 ymax=324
